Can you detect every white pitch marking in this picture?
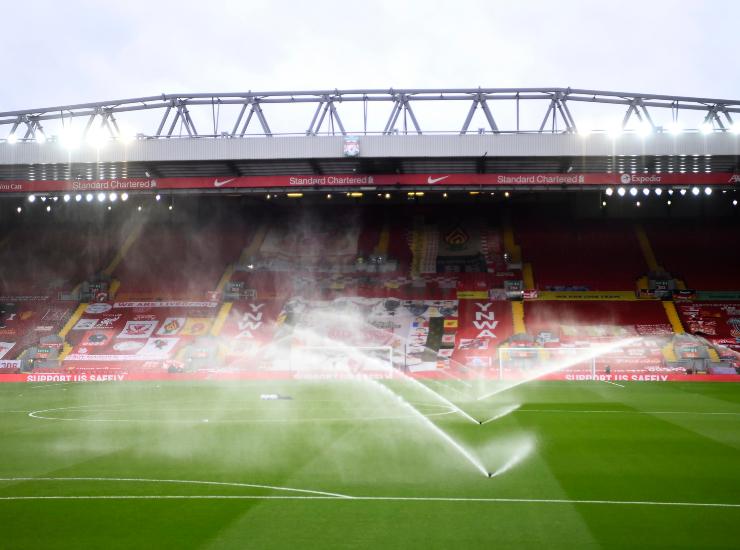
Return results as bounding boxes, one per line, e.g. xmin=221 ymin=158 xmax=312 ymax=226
xmin=27 ymin=405 xmax=457 ymax=424
xmin=602 ymin=381 xmax=625 ymax=388
xmin=0 ymin=494 xmax=737 ymax=509
xmin=480 ymin=404 xmax=521 ymax=425
xmin=515 ymin=409 xmax=740 ymax=416
xmin=0 ymin=477 xmax=350 ymax=499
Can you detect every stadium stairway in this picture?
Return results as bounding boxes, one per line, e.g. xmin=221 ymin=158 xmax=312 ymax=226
xmin=661 ymin=342 xmax=678 ymax=363
xmin=662 ymin=301 xmax=685 ymax=334
xmin=511 ymin=301 xmax=526 ymax=334
xmin=211 ymin=221 xmax=269 ymax=338
xmin=103 ymin=223 xmax=144 ymax=278
xmin=57 ymin=302 xmax=88 ymax=361
xmin=635 ymin=224 xmax=660 ymax=272
xmin=373 ymin=220 xmax=391 ymax=257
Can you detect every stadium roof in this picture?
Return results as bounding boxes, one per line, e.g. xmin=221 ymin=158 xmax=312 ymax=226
xmin=0 ymin=88 xmax=737 ymax=189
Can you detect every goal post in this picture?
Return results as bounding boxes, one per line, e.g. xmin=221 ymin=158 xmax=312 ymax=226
xmin=497 ymin=347 xmax=597 ymax=380
xmin=289 ymin=346 xmax=394 ymax=378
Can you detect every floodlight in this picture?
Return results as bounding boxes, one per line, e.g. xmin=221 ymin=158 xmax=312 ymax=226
xmin=654 ymin=188 xmax=663 ymax=196
xmin=16 ymin=206 xmax=22 ymax=213
xmin=155 ymin=194 xmax=161 ymax=201
xmin=666 ymin=121 xmax=683 ymax=135
xmin=121 ymin=192 xmax=128 ymax=201
xmin=642 ymin=188 xmax=650 ymax=196
xmin=629 ymin=187 xmax=638 ymax=196
xmin=97 ymin=192 xmax=106 ymax=202
xmin=617 ymin=187 xmax=626 ymax=197
xmin=109 ymin=192 xmax=118 ymax=202
xmin=35 ymin=133 xmax=46 ymax=144
xmin=75 ymin=194 xmax=82 ymax=202
xmin=637 ymin=122 xmax=652 ymax=137
xmin=733 ymin=199 xmax=738 ymax=206
xmin=28 ymin=195 xmax=36 ymax=203
xmin=700 ymin=123 xmax=713 ymax=135
xmin=85 ymin=193 xmax=93 ymax=202
xmin=691 ymin=187 xmax=700 ymax=196
xmin=7 ymin=134 xmax=17 ymax=144
xmin=46 ymin=205 xmax=51 ymax=212
xmin=679 ymin=189 xmax=687 ymax=196
xmin=60 ymin=126 xmax=82 ymax=150
xmin=605 ymin=187 xmax=613 ymax=196
xmin=63 ymin=194 xmax=70 ymax=202
xmin=704 ymin=187 xmax=712 ymax=195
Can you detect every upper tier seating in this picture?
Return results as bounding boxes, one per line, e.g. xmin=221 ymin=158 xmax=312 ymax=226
xmin=515 ymin=218 xmax=646 ymax=290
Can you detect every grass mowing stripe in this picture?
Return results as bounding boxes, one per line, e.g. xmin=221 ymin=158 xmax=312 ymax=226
xmin=0 ymin=477 xmax=351 ymax=498
xmin=515 ymin=409 xmax=740 ymax=416
xmin=0 ymin=494 xmax=738 ymax=508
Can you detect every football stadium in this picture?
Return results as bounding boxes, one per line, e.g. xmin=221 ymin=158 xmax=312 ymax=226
xmin=1 ymin=88 xmax=739 ymax=548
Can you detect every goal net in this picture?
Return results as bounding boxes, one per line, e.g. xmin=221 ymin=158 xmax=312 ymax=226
xmin=497 ymin=347 xmax=598 ymax=380
xmin=288 ymin=346 xmax=394 ymax=379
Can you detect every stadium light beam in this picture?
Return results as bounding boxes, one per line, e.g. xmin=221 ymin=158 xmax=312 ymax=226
xmin=35 ymin=133 xmax=46 ymax=144
xmin=700 ymin=123 xmax=714 ymax=135
xmin=666 ymin=121 xmax=683 ymax=135
xmin=6 ymin=134 xmax=18 ymax=144
xmin=637 ymin=122 xmax=652 ymax=137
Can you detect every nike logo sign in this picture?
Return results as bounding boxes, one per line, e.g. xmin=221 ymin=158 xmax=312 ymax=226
xmin=214 ymin=178 xmax=236 ymax=187
xmin=427 ymin=176 xmax=449 ymax=184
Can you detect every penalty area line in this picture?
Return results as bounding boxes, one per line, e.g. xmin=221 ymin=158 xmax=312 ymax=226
xmin=0 ymin=494 xmax=738 ymax=509
xmin=602 ymin=381 xmax=625 ymax=388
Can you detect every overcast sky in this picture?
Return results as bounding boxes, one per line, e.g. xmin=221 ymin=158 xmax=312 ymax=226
xmin=1 ymin=0 xmax=738 ymax=133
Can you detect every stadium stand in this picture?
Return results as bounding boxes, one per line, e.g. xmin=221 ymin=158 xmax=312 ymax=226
xmin=0 ymin=198 xmax=738 ymax=379
xmin=645 ymin=219 xmax=740 ymax=290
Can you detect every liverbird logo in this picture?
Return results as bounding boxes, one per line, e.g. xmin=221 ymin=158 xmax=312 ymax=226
xmin=729 ymin=175 xmax=740 ymax=184
xmin=444 ymin=227 xmax=469 ymax=247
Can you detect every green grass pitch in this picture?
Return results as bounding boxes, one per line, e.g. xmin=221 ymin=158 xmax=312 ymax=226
xmin=1 ymin=379 xmax=739 ymax=549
